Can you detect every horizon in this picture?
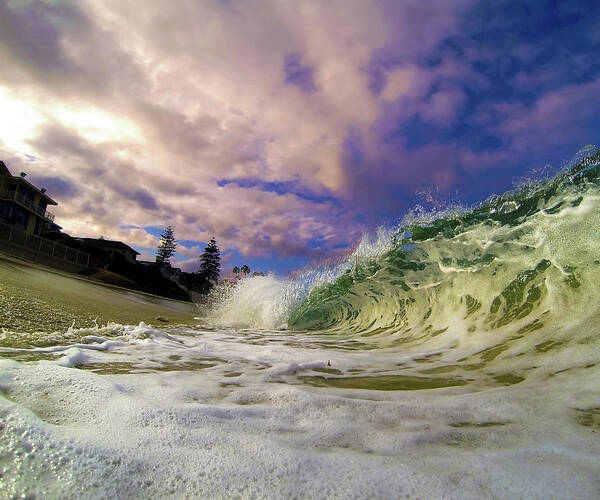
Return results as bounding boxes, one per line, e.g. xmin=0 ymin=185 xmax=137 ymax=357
xmin=1 ymin=0 xmax=598 ymax=276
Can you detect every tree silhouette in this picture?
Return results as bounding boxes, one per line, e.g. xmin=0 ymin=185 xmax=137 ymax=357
xmin=232 ymin=266 xmax=240 ymax=275
xmin=156 ymin=225 xmax=177 ymax=265
xmin=198 ymin=238 xmax=220 ymax=290
xmin=241 ymin=264 xmax=250 ymax=276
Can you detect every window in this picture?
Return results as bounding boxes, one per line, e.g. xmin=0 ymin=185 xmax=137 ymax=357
xmin=12 ymin=206 xmax=29 ymax=230
xmin=0 ymin=201 xmax=10 ymax=219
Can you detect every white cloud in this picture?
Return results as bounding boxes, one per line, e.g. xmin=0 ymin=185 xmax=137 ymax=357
xmin=0 ymin=0 xmax=471 ymax=270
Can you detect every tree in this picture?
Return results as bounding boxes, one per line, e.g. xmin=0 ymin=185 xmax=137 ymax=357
xmin=241 ymin=264 xmax=250 ymax=276
xmin=156 ymin=225 xmax=177 ymax=265
xmin=198 ymin=238 xmax=221 ymax=290
xmin=232 ymin=266 xmax=240 ymax=275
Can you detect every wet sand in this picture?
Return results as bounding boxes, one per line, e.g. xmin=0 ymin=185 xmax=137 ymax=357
xmin=0 ymin=254 xmax=199 ymax=337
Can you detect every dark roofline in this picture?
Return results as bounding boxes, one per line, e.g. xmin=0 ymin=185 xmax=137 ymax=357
xmin=0 ymin=162 xmax=58 ymax=205
xmin=9 ymin=176 xmax=58 ymax=205
xmin=0 ymin=161 xmax=10 ymax=176
xmin=44 ymin=221 xmax=63 ymax=231
xmin=78 ymin=237 xmax=141 ymax=255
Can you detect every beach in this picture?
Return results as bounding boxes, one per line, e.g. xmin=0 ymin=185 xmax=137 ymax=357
xmin=0 ymin=254 xmax=199 ymax=340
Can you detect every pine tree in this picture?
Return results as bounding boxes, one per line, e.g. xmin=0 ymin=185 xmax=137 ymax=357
xmin=241 ymin=264 xmax=250 ymax=276
xmin=156 ymin=225 xmax=177 ymax=265
xmin=198 ymin=238 xmax=220 ymax=288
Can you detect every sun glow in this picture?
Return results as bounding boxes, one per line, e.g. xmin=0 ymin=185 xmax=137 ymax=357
xmin=0 ymin=86 xmax=143 ymax=157
xmin=54 ymin=105 xmax=143 ymax=144
xmin=0 ymin=87 xmax=45 ymax=152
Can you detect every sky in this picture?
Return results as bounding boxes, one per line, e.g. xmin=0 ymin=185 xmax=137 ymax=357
xmin=1 ymin=0 xmax=599 ymax=275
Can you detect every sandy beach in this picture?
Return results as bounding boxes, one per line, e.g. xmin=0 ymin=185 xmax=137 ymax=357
xmin=0 ymin=254 xmax=199 ymax=341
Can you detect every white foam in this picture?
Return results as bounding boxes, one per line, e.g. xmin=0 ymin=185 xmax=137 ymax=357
xmin=1 ymin=316 xmax=599 ymax=498
xmin=210 ymin=275 xmax=295 ymax=329
xmin=207 ymin=227 xmax=397 ymax=331
xmin=56 ymin=347 xmax=88 ymax=367
xmin=1 ymin=352 xmax=598 ymax=499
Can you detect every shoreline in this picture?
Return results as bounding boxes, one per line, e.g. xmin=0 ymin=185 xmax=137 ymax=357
xmin=0 ymin=253 xmax=201 ymax=336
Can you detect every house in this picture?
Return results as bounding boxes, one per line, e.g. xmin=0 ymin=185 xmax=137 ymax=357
xmin=0 ymin=161 xmax=58 ymax=235
xmin=77 ymin=237 xmax=140 ymax=265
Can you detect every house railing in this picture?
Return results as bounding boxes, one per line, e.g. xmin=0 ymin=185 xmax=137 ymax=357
xmin=0 ymin=190 xmax=55 ymax=221
xmin=0 ymin=220 xmax=90 ymax=268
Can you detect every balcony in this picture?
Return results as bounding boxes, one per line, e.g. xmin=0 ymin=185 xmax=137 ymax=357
xmin=0 ymin=190 xmax=55 ymax=222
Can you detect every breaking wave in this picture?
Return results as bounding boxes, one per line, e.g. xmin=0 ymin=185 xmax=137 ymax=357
xmin=208 ymin=146 xmax=600 ymax=386
xmin=217 ymin=146 xmax=600 ymax=342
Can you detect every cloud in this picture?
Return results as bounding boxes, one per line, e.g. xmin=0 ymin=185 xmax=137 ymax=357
xmin=283 ymin=53 xmax=317 ymax=94
xmin=421 ymin=88 xmax=466 ymax=125
xmin=475 ymin=77 xmax=600 ymax=157
xmin=28 ymin=175 xmax=79 ymax=199
xmin=0 ymin=0 xmax=598 ymax=274
xmin=0 ymin=0 xmax=387 ymax=265
xmin=0 ymin=1 xmax=74 ymax=79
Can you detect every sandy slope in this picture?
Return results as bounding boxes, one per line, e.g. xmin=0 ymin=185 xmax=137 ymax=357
xmin=0 ymin=254 xmax=199 ymax=336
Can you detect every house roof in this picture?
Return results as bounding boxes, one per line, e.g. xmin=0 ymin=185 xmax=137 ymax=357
xmin=13 ymin=177 xmax=58 ymax=205
xmin=0 ymin=161 xmax=10 ymax=176
xmin=78 ymin=238 xmax=141 ymax=255
xmin=0 ymin=161 xmax=58 ymax=205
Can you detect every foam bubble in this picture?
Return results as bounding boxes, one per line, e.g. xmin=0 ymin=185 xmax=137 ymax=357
xmin=2 ymin=307 xmax=600 ymax=498
xmin=56 ymin=347 xmax=88 ymax=367
xmin=1 ymin=353 xmax=599 ymax=499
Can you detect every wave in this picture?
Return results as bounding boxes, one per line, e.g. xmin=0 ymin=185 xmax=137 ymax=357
xmin=208 ymin=227 xmax=396 ymax=330
xmin=288 ymin=145 xmax=600 ymax=337
xmin=209 ymin=146 xmax=600 ymax=374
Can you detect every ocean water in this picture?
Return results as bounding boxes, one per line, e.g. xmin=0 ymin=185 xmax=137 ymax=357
xmin=1 ymin=147 xmax=600 ymax=499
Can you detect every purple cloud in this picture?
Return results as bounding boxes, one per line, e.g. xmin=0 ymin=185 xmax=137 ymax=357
xmin=128 ymin=189 xmax=159 ymax=211
xmin=28 ymin=175 xmax=79 ymax=199
xmin=283 ymin=53 xmax=317 ymax=94
xmin=0 ymin=0 xmax=598 ymax=275
xmin=474 ymin=77 xmax=600 ymax=158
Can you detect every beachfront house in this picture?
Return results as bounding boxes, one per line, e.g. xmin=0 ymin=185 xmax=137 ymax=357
xmin=0 ymin=161 xmax=58 ymax=235
xmin=78 ymin=237 xmax=140 ymax=265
